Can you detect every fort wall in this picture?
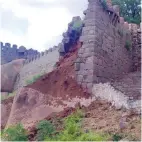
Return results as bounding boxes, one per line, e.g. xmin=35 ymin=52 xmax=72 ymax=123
xmin=75 ymin=0 xmax=140 ymax=92
xmin=0 ymin=42 xmax=39 ymax=64
xmin=14 ymin=46 xmax=59 ymax=90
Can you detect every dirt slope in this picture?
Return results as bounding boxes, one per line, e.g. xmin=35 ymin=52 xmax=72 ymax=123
xmin=1 ymin=97 xmax=14 ymax=129
xmin=6 ymin=42 xmax=91 ymax=128
xmin=27 ymin=42 xmax=90 ymax=106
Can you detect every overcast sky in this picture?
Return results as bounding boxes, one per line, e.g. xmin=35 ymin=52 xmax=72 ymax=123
xmin=0 ymin=0 xmax=88 ymax=52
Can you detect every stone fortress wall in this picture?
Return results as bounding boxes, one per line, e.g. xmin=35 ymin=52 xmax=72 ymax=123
xmin=75 ymin=0 xmax=141 ymax=92
xmin=130 ymin=24 xmax=141 ymax=72
xmin=0 ymin=42 xmax=39 ymax=65
xmin=14 ymin=46 xmax=59 ymax=90
xmin=75 ymin=0 xmax=141 ymax=113
xmin=14 ymin=16 xmax=83 ymax=90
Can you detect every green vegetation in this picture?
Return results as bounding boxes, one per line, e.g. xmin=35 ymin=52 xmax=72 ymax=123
xmin=125 ymin=40 xmax=132 ymax=51
xmin=1 ymin=109 xmax=139 ymax=141
xmin=112 ymin=0 xmax=141 ymax=24
xmin=1 ymin=123 xmax=28 ymax=141
xmin=72 ymin=20 xmax=83 ymax=32
xmin=25 ymin=73 xmax=44 ymax=85
xmin=36 ymin=120 xmax=56 ymax=141
xmin=112 ymin=133 xmax=123 ymax=141
xmin=1 ymin=92 xmax=16 ymax=101
xmin=44 ymin=109 xmax=110 ymax=141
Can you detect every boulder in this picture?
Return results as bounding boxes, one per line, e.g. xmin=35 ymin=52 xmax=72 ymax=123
xmin=6 ymin=88 xmax=62 ymax=128
xmin=1 ymin=59 xmax=25 ymax=92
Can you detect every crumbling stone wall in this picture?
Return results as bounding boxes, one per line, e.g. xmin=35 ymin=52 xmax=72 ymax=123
xmin=75 ymin=0 xmax=133 ymax=92
xmin=130 ymin=24 xmax=141 ymax=71
xmin=14 ymin=46 xmax=59 ymax=90
xmin=0 ymin=42 xmax=39 ymax=65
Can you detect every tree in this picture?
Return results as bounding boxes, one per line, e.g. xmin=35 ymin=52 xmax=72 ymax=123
xmin=112 ymin=0 xmax=141 ymax=24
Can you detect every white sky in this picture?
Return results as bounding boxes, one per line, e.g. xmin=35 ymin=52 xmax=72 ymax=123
xmin=0 ymin=0 xmax=88 ymax=51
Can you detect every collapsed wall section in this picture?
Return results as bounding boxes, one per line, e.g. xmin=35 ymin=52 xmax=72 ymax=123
xmin=75 ymin=0 xmax=132 ymax=92
xmin=14 ymin=47 xmax=59 ymax=90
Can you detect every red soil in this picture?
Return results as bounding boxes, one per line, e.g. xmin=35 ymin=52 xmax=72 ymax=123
xmin=27 ymin=42 xmax=90 ymax=105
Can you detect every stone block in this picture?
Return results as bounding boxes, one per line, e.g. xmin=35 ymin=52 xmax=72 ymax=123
xmin=75 ymin=63 xmax=80 ymax=71
xmin=82 ymin=52 xmax=93 ymax=58
xmin=77 ymin=75 xmax=83 ymax=83
xmin=82 ymin=83 xmax=87 ymax=89
xmin=120 ymin=17 xmax=124 ymax=24
xmin=84 ymin=75 xmax=94 ymax=83
xmin=84 ymin=19 xmax=96 ymax=27
xmin=85 ymin=62 xmax=94 ymax=70
xmin=75 ymin=58 xmax=81 ymax=63
xmin=80 ymin=63 xmax=85 ymax=70
xmin=86 ymin=56 xmax=94 ymax=64
xmin=78 ymin=48 xmax=85 ymax=54
xmin=82 ymin=26 xmax=96 ymax=32
xmin=80 ymin=35 xmax=95 ymax=43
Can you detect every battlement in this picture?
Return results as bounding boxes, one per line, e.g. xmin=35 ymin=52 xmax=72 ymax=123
xmin=24 ymin=46 xmax=59 ymax=65
xmin=0 ymin=42 xmax=39 ymax=64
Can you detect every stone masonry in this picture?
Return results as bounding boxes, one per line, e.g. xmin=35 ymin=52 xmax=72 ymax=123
xmin=14 ymin=46 xmax=59 ymax=90
xmin=130 ymin=24 xmax=141 ymax=72
xmin=0 ymin=42 xmax=39 ymax=65
xmin=75 ymin=0 xmax=133 ymax=92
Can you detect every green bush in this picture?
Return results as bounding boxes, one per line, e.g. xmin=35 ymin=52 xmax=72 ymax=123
xmin=36 ymin=120 xmax=56 ymax=141
xmin=26 ymin=74 xmax=42 ymax=85
xmin=125 ymin=40 xmax=131 ymax=51
xmin=44 ymin=109 xmax=109 ymax=141
xmin=112 ymin=133 xmax=123 ymax=141
xmin=1 ymin=123 xmax=28 ymax=141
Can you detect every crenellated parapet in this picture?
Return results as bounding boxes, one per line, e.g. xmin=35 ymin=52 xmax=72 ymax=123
xmin=24 ymin=45 xmax=59 ymax=65
xmin=0 ymin=42 xmax=39 ymax=65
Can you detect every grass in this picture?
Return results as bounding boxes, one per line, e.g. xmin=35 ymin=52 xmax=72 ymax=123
xmin=25 ymin=73 xmax=44 ymax=85
xmin=44 ymin=109 xmax=110 ymax=141
xmin=1 ymin=92 xmax=16 ymax=101
xmin=1 ymin=123 xmax=28 ymax=141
